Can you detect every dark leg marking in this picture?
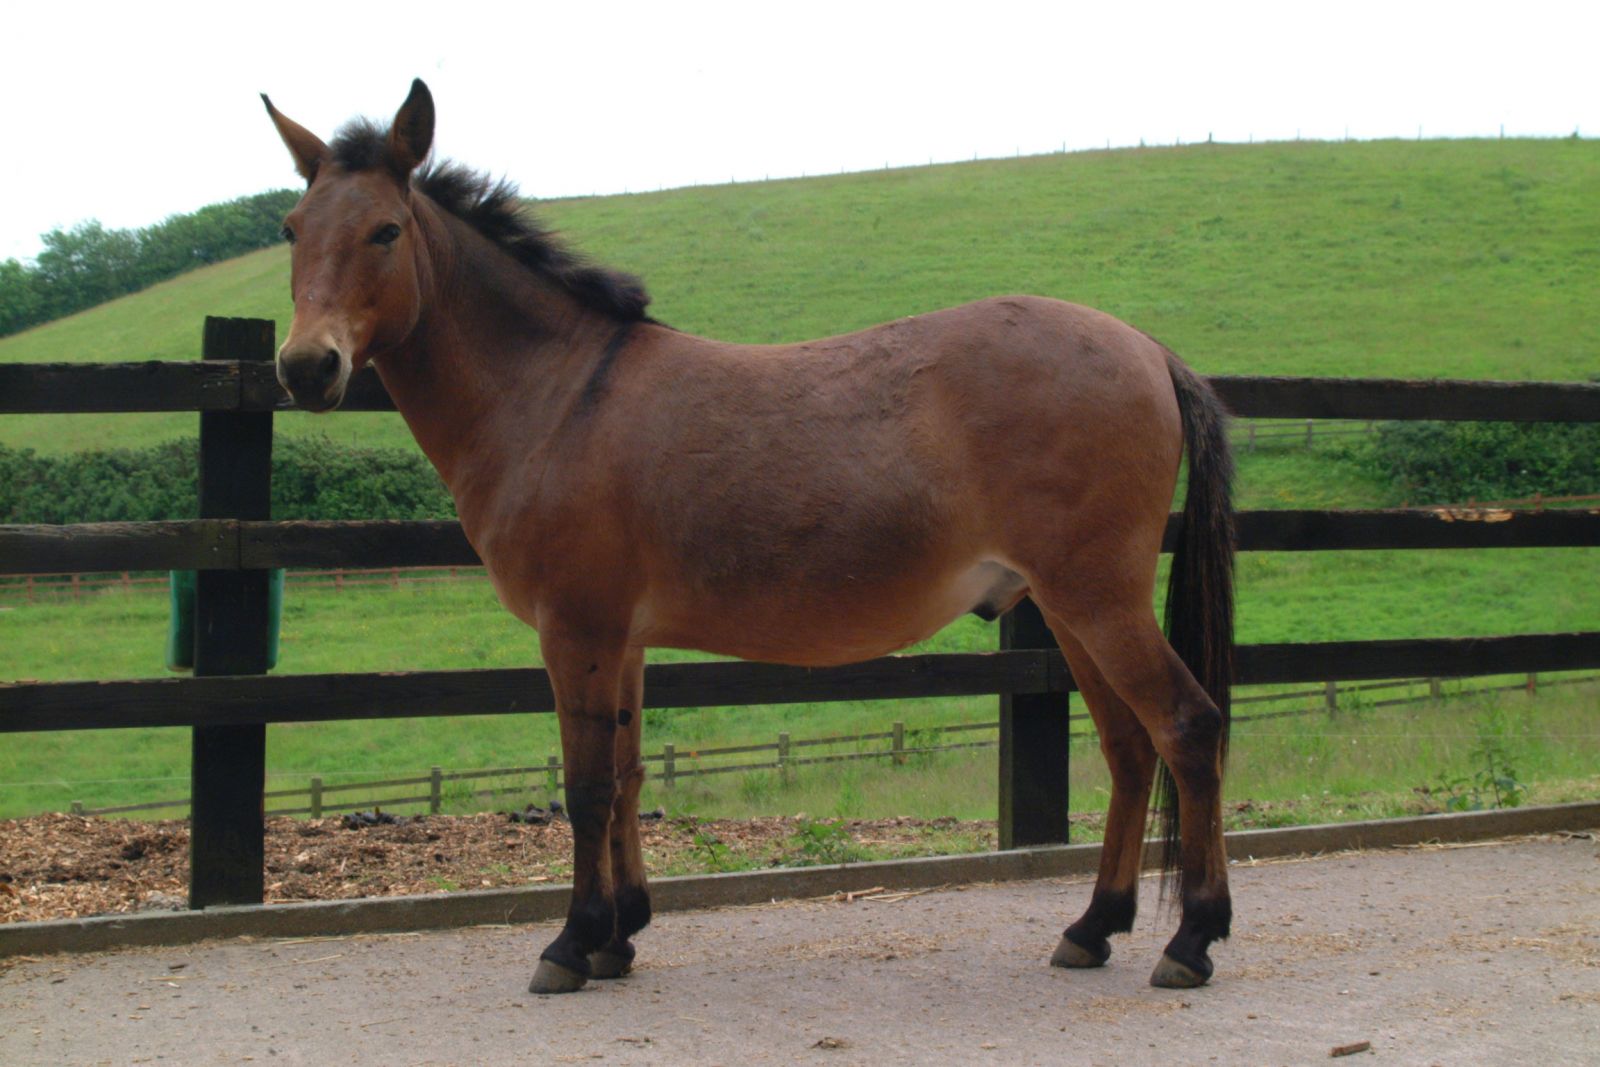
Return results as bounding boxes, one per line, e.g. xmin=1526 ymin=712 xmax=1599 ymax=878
xmin=1058 ymin=888 xmax=1137 ymax=967
xmin=1155 ymin=893 xmax=1232 ymax=987
xmin=589 ymin=884 xmax=653 ymax=979
xmin=538 ymin=780 xmax=618 ymax=979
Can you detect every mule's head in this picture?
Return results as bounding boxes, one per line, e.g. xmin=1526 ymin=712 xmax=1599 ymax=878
xmin=262 ymin=80 xmax=435 ymax=411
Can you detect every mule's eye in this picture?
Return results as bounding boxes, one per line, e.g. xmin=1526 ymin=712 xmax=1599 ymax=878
xmin=280 ymin=225 xmax=296 ymax=245
xmin=372 ymin=223 xmax=402 ymax=246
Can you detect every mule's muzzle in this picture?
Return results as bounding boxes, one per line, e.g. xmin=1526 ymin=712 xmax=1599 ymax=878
xmin=278 ymin=346 xmax=347 ymax=412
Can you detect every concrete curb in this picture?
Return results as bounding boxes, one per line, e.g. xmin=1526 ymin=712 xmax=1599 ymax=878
xmin=4 ymin=801 xmax=1596 ymax=958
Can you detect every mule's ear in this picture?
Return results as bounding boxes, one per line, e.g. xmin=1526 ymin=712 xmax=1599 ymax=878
xmin=261 ymin=94 xmax=328 ymax=184
xmin=387 ymin=79 xmax=434 ymax=177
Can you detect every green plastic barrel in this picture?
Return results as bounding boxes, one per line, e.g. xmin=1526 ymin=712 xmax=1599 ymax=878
xmin=166 ymin=569 xmax=283 ymax=672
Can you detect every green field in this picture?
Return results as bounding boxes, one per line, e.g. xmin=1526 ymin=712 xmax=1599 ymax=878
xmin=2 ymin=136 xmax=1597 ymax=454
xmin=3 ymin=525 xmax=1595 ymax=819
xmin=1 ymin=137 xmax=1596 ymax=825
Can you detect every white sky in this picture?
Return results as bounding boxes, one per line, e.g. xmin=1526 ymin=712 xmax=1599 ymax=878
xmin=3 ymin=0 xmax=1595 ymax=263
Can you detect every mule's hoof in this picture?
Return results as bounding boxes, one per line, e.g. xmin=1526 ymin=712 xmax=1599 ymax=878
xmin=1050 ymin=935 xmax=1108 ymax=969
xmin=588 ymin=947 xmax=634 ymax=980
xmin=528 ymin=959 xmax=588 ymax=995
xmin=1149 ymin=953 xmax=1210 ymax=989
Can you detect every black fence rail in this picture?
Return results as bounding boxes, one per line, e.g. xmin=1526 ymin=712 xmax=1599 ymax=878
xmin=62 ymin=671 xmax=1598 ymax=820
xmin=3 ymin=317 xmax=1599 ymax=908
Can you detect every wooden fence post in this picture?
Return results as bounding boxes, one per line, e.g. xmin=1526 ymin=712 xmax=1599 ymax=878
xmin=430 ymin=766 xmax=443 ymax=814
xmin=1429 ymin=677 xmax=1443 ymax=700
xmin=546 ymin=754 xmax=560 ymax=796
xmin=1324 ymin=680 xmax=1339 ymax=717
xmin=70 ymin=801 xmax=84 ymax=816
xmin=189 ymin=316 xmax=274 ymax=910
xmin=999 ymin=597 xmax=1071 ymax=848
xmin=662 ymin=744 xmax=676 ymax=789
xmin=892 ymin=721 xmax=906 ymax=766
xmin=310 ymin=777 xmax=323 ymax=818
xmin=778 ymin=732 xmax=791 ymax=784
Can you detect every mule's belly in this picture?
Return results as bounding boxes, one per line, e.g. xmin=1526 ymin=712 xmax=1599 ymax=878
xmin=633 ymin=558 xmax=1028 ymax=666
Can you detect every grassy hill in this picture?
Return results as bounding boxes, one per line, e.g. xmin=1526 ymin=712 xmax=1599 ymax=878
xmin=3 ymin=138 xmax=1596 ymax=821
xmin=2 ymin=136 xmax=1596 ymax=456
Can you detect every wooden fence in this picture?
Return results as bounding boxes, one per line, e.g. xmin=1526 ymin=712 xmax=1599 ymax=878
xmin=0 ymin=566 xmax=485 ymax=604
xmin=2 ymin=317 xmax=1599 ymax=908
xmin=61 ymin=671 xmax=1597 ymax=819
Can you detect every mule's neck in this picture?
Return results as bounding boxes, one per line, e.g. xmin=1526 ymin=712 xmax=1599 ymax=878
xmin=371 ymin=197 xmax=626 ymax=491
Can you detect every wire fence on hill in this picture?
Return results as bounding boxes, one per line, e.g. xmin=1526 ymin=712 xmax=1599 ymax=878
xmin=57 ymin=670 xmax=1597 ymax=820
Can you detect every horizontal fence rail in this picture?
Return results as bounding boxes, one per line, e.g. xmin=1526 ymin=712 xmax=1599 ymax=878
xmin=0 ymin=567 xmax=485 ymax=603
xmin=3 ymin=507 xmax=1598 ymax=575
xmin=5 ymin=363 xmax=1600 ymax=419
xmin=58 ymin=671 xmax=1600 ymax=819
xmin=5 ymin=633 xmax=1599 ymax=734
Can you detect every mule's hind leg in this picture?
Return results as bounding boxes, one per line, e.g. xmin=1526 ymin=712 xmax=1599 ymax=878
xmin=1037 ymin=596 xmax=1230 ymax=988
xmin=590 ymin=647 xmax=651 ymax=979
xmin=1042 ymin=622 xmax=1158 ymax=969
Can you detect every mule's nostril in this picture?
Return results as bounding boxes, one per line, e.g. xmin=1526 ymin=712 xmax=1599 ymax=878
xmin=321 ymin=349 xmax=341 ymax=378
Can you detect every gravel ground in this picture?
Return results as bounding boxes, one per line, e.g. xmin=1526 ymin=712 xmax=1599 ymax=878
xmin=2 ymin=832 xmax=1596 ymax=1066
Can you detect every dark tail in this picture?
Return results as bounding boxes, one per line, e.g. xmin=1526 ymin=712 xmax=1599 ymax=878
xmin=1154 ymin=351 xmax=1236 ymax=896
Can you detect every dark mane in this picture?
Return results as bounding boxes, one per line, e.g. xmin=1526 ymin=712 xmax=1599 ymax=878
xmin=327 ymin=120 xmax=653 ymax=323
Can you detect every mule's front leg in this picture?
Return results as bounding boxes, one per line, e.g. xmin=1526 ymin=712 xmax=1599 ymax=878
xmin=529 ymin=634 xmax=627 ymax=995
xmin=590 ymin=647 xmax=651 ymax=980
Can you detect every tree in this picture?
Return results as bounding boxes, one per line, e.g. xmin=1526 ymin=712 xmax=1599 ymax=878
xmin=0 ymin=258 xmax=42 ymax=336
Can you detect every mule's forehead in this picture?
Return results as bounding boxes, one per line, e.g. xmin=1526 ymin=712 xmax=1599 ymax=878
xmin=296 ymin=167 xmax=407 ymax=227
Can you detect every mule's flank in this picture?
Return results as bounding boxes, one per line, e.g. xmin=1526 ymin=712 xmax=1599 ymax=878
xmin=1155 ymin=352 xmax=1236 ymax=896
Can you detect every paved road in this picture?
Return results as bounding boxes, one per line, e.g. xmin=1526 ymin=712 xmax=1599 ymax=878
xmin=3 ymin=833 xmax=1597 ymax=1066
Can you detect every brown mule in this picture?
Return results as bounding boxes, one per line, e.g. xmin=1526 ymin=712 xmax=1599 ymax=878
xmin=263 ymin=80 xmax=1237 ymax=994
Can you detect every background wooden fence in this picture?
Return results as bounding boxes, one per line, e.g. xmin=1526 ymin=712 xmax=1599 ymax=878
xmin=2 ymin=316 xmax=1599 ymax=908
xmin=0 ymin=566 xmax=486 ymax=603
xmin=61 ymin=671 xmax=1598 ymax=819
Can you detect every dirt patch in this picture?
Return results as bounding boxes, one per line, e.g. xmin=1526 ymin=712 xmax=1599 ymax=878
xmin=0 ymin=811 xmax=1001 ymax=924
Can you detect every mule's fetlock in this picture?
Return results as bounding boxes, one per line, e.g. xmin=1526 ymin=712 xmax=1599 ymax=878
xmin=1180 ymin=892 xmax=1232 ymax=945
xmin=1055 ymin=887 xmax=1135 ymax=968
xmin=1155 ymin=893 xmax=1230 ymax=986
xmin=567 ymin=894 xmax=616 ymax=953
xmin=1077 ymin=888 xmax=1137 ymax=937
xmin=534 ymin=931 xmax=594 ymax=994
xmin=614 ymin=884 xmax=653 ymax=942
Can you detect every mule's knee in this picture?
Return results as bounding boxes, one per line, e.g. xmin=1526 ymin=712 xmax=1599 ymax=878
xmin=1176 ymin=699 xmax=1223 ymax=748
xmin=1156 ymin=699 xmax=1224 ymax=779
xmin=565 ymin=780 xmax=618 ymax=832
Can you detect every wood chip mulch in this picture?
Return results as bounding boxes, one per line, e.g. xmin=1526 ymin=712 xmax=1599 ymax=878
xmin=0 ymin=812 xmax=1003 ymax=924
